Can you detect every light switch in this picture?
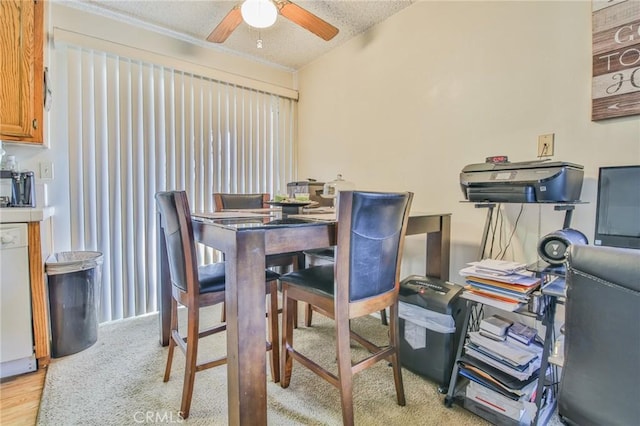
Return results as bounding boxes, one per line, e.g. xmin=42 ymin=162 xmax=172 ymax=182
xmin=40 ymin=161 xmax=54 ymax=180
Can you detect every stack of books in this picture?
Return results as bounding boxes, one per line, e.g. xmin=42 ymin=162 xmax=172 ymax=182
xmin=459 ymin=259 xmax=541 ymax=311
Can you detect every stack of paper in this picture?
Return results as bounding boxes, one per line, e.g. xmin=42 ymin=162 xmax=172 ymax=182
xmin=469 ymin=259 xmax=527 ymax=275
xmin=459 ymin=259 xmax=541 ymax=311
xmin=464 ymin=332 xmax=542 ymax=381
xmin=465 ymin=381 xmax=538 ymax=422
xmin=459 ymin=354 xmax=539 ymax=401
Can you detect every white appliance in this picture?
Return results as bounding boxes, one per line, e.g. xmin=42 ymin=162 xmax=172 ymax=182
xmin=0 ymin=223 xmax=36 ymax=378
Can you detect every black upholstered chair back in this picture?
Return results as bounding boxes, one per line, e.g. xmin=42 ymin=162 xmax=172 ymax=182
xmin=214 ymin=193 xmax=267 ymax=211
xmin=155 ymin=191 xmax=197 ymax=294
xmin=336 ymin=191 xmax=412 ymax=302
xmin=558 ymin=244 xmax=640 ymax=426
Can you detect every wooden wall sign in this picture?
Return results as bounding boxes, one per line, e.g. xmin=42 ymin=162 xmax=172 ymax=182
xmin=592 ymin=0 xmax=640 ymax=121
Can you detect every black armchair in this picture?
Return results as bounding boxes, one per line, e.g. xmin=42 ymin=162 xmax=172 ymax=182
xmin=558 ymin=244 xmax=640 ymax=426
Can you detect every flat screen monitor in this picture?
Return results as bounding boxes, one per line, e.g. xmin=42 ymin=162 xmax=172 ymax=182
xmin=594 ymin=165 xmax=640 ymax=249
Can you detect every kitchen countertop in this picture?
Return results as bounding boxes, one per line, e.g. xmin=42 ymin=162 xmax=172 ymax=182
xmin=0 ymin=207 xmax=55 ymax=223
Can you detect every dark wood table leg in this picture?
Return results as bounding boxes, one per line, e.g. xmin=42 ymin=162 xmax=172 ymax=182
xmin=426 ymin=214 xmax=451 ymax=280
xmin=226 ymin=230 xmax=268 ymax=425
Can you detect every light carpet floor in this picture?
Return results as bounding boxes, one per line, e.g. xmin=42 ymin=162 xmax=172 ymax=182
xmin=37 ymin=305 xmax=559 ymax=425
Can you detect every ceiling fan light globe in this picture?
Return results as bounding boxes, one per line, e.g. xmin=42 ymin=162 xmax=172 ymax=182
xmin=241 ymin=0 xmax=278 ymax=29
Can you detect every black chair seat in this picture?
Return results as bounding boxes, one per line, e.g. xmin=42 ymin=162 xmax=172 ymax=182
xmin=198 ymin=263 xmax=226 ymax=293
xmin=299 ymin=245 xmax=389 ymax=326
xmin=199 ymin=263 xmax=280 ymax=294
xmin=303 ymin=247 xmax=335 ymax=261
xmin=280 ymin=265 xmax=334 ymax=298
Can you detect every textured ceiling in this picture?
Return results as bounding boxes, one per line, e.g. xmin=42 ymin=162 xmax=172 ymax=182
xmin=62 ymin=0 xmax=414 ymax=70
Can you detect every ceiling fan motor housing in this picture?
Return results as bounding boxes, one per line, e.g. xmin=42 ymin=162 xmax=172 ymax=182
xmin=208 ymin=0 xmax=339 ymax=43
xmin=241 ymin=0 xmax=278 ymax=28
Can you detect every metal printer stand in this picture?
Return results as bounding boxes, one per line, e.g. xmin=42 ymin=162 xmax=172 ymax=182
xmin=443 ymin=202 xmax=574 ymax=425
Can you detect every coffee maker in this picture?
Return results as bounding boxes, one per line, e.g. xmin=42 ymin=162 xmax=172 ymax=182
xmin=0 ymin=170 xmax=36 ymax=207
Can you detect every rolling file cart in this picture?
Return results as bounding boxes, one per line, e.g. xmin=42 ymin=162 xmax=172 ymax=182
xmin=398 ymin=275 xmax=467 ymax=393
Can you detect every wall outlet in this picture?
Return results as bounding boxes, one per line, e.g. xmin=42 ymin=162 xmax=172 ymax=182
xmin=40 ymin=161 xmax=54 ymax=180
xmin=537 ymin=134 xmax=554 ymax=157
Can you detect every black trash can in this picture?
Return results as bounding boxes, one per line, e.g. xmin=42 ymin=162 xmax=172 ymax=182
xmin=398 ymin=275 xmax=467 ymax=393
xmin=45 ymin=251 xmax=103 ymax=358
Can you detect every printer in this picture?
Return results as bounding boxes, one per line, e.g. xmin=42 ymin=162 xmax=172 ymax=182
xmin=460 ymin=160 xmax=584 ymax=203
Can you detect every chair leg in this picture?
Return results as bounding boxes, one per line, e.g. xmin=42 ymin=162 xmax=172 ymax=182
xmin=336 ymin=315 xmax=355 ymax=426
xmin=291 ymin=256 xmax=300 ymax=329
xmin=163 ymin=298 xmax=178 ymax=382
xmin=220 ymin=302 xmax=226 ymax=322
xmin=304 ymin=303 xmax=313 ymax=327
xmin=267 ymin=281 xmax=280 ymax=383
xmin=380 ymin=308 xmax=388 ymax=326
xmin=389 ymin=304 xmax=406 ymax=406
xmin=180 ymin=306 xmax=200 ymax=419
xmin=280 ymin=287 xmax=296 ymax=388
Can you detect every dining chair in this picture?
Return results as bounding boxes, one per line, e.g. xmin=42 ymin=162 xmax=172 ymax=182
xmin=155 ymin=190 xmax=280 ymax=419
xmin=213 ymin=192 xmax=269 ymax=211
xmin=213 ymin=192 xmax=298 ymax=271
xmin=213 ymin=192 xmax=302 ymax=323
xmin=280 ymin=190 xmax=413 ymax=425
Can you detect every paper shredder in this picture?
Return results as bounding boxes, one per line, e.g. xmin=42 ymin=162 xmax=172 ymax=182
xmin=398 ymin=275 xmax=466 ymax=392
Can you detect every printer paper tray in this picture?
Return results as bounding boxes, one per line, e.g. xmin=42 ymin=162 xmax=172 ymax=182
xmin=466 ymin=186 xmax=536 ymax=203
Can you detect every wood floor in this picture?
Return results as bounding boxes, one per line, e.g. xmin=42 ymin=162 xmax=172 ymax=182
xmin=0 ymin=368 xmax=46 ymax=425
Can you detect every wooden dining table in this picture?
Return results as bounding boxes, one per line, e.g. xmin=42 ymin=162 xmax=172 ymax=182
xmin=157 ymin=208 xmax=451 ymax=425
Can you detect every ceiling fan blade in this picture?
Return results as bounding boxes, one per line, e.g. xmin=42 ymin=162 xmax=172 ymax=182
xmin=277 ymin=0 xmax=339 ymax=41
xmin=207 ymin=5 xmax=243 ymax=43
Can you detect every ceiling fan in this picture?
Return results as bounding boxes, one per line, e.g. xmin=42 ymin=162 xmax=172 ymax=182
xmin=207 ymin=0 xmax=339 ymax=43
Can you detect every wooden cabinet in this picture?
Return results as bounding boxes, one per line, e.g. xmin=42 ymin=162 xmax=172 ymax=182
xmin=0 ymin=0 xmax=44 ymax=144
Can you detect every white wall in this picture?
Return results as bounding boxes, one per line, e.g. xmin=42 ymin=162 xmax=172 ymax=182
xmin=296 ymin=0 xmax=640 ymax=280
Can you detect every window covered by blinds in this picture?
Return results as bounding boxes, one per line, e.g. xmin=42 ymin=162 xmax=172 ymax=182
xmin=58 ymin=44 xmax=297 ymax=322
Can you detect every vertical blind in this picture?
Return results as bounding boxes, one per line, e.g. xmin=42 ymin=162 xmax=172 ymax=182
xmin=59 ymin=43 xmax=297 ymax=322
